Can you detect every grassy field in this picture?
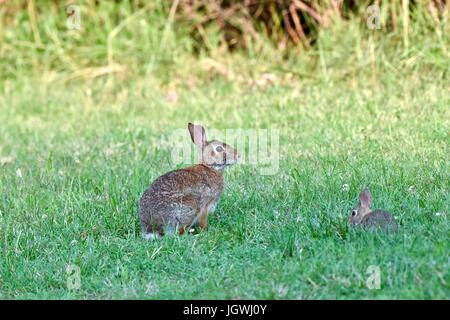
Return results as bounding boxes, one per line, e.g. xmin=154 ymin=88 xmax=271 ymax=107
xmin=0 ymin=1 xmax=449 ymax=299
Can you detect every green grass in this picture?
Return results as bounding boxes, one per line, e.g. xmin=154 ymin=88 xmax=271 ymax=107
xmin=1 ymin=70 xmax=448 ymax=299
xmin=0 ymin=1 xmax=449 ymax=299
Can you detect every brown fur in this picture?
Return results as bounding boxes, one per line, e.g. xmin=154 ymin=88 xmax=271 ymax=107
xmin=139 ymin=123 xmax=239 ymax=237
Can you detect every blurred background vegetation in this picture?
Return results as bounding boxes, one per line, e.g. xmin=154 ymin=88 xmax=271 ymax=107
xmin=0 ymin=1 xmax=449 ymax=299
xmin=0 ymin=0 xmax=448 ymax=85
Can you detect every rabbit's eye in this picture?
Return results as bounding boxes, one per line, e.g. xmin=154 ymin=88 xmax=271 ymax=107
xmin=352 ymin=210 xmax=357 ymax=216
xmin=215 ymin=145 xmax=224 ymax=152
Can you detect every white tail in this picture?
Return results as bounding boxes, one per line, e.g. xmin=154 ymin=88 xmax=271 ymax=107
xmin=142 ymin=232 xmax=161 ymax=241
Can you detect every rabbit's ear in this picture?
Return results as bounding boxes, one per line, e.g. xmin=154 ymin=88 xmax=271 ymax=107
xmin=359 ymin=188 xmax=372 ymax=208
xmin=188 ymin=123 xmax=206 ymax=149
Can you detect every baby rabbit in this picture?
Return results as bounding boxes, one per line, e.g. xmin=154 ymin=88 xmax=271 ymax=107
xmin=139 ymin=123 xmax=240 ymax=239
xmin=348 ymin=188 xmax=398 ymax=231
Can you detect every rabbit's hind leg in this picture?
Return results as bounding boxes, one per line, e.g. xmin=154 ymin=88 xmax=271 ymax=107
xmin=199 ymin=199 xmax=218 ymax=230
xmin=167 ymin=205 xmax=197 ymax=236
xmin=198 ymin=206 xmax=209 ymax=230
